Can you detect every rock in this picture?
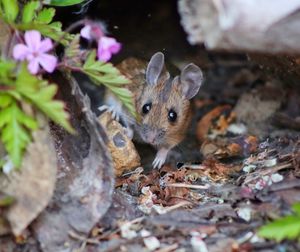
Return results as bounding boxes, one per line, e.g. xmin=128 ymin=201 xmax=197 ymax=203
xmin=0 ymin=116 xmax=57 ymax=236
xmin=98 ymin=111 xmax=141 ymax=177
xmin=31 ymin=73 xmax=114 ymax=252
xmin=233 ymin=86 xmax=284 ymax=136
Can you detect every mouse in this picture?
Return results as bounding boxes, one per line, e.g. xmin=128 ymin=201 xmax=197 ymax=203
xmin=99 ymin=52 xmax=203 ymax=169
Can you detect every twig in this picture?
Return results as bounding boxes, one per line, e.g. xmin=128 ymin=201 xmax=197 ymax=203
xmin=97 ymin=216 xmax=145 ymax=240
xmin=3 ymin=27 xmax=14 ymax=59
xmin=243 ymin=162 xmax=292 ymax=185
xmin=68 ymin=230 xmax=100 ymax=245
xmin=166 ymin=183 xmax=210 ymax=189
xmin=0 ymin=85 xmax=14 ymax=91
xmin=52 ymin=19 xmax=86 ymax=49
xmin=162 ymin=201 xmax=193 ymax=213
xmin=180 ymin=164 xmax=206 ymax=170
xmin=155 ymin=243 xmax=179 ymax=252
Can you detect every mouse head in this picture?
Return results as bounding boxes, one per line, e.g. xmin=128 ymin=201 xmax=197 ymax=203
xmin=136 ymin=52 xmax=203 ymax=148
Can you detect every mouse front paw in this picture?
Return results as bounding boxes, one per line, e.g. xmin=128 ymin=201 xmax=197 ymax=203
xmin=124 ymin=127 xmax=134 ymax=140
xmin=98 ymin=105 xmax=120 ymax=121
xmin=152 ymin=148 xmax=169 ymax=169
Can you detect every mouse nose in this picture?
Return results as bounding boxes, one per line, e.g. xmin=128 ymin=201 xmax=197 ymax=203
xmin=146 ymin=131 xmax=156 ymax=144
xmin=142 ymin=125 xmax=166 ymax=145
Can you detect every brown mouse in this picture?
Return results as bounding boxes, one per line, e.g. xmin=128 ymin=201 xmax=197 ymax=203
xmin=100 ymin=52 xmax=203 ymax=168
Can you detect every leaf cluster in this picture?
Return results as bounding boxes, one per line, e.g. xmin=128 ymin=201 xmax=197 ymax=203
xmin=0 ymin=0 xmax=74 ymax=45
xmin=0 ymin=62 xmax=73 ymax=168
xmin=82 ymin=51 xmax=136 ymax=117
xmin=258 ymin=203 xmax=300 ymax=242
xmin=0 ymin=0 xmax=136 ymax=171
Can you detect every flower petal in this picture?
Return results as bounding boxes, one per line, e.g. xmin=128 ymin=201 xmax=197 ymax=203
xmin=13 ymin=44 xmax=30 ymax=60
xmin=97 ymin=40 xmax=112 ymax=62
xmin=98 ymin=50 xmax=111 ymax=62
xmin=39 ymin=38 xmax=53 ymax=53
xmin=25 ymin=30 xmax=41 ymax=51
xmin=38 ymin=53 xmax=57 ymax=73
xmin=97 ymin=37 xmax=121 ymax=62
xmin=28 ymin=57 xmax=40 ymax=74
xmin=109 ymin=41 xmax=121 ymax=54
xmin=80 ymin=25 xmax=92 ymax=40
xmin=100 ymin=37 xmax=116 ymax=50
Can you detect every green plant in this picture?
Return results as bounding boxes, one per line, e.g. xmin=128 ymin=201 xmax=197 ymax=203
xmin=258 ymin=202 xmax=300 ymax=242
xmin=0 ymin=0 xmax=135 ymax=170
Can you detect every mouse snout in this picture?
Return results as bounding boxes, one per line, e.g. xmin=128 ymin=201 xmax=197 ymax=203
xmin=145 ymin=131 xmax=156 ymax=144
xmin=141 ymin=125 xmax=166 ymax=146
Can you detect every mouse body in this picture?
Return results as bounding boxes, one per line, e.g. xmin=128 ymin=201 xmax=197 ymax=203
xmin=100 ymin=52 xmax=203 ymax=168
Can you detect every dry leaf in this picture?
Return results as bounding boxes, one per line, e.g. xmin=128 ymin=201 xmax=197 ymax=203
xmin=0 ymin=116 xmax=57 ymax=236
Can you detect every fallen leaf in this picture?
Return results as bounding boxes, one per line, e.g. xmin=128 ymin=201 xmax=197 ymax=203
xmin=0 ymin=115 xmax=57 ymax=236
xmin=196 ymin=105 xmax=232 ymax=142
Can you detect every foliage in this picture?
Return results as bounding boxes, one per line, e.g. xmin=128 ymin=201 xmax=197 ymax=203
xmin=0 ymin=194 xmax=14 ymax=207
xmin=0 ymin=0 xmax=135 ymax=170
xmin=43 ymin=0 xmax=88 ymax=7
xmin=0 ymin=62 xmax=73 ymax=167
xmin=0 ymin=0 xmax=19 ymax=22
xmin=258 ymin=203 xmax=300 ymax=242
xmin=82 ymin=51 xmax=136 ymax=117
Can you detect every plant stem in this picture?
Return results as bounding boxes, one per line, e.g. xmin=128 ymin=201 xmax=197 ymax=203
xmin=0 ymin=86 xmax=14 ymax=91
xmin=58 ymin=62 xmax=83 ymax=72
xmin=52 ymin=19 xmax=87 ymax=49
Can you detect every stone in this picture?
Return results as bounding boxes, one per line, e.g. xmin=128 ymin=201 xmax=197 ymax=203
xmin=98 ymin=111 xmax=141 ymax=176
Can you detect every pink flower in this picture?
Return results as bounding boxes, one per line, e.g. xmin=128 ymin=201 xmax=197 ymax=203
xmin=13 ymin=30 xmax=57 ymax=75
xmin=97 ymin=36 xmax=121 ymax=62
xmin=80 ymin=23 xmax=122 ymax=62
xmin=80 ymin=24 xmax=103 ymax=41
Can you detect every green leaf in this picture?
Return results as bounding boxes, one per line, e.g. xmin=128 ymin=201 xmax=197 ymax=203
xmin=83 ymin=52 xmax=130 ymax=85
xmin=292 ymin=203 xmax=300 ymax=216
xmin=15 ymin=64 xmax=40 ymax=92
xmin=86 ymin=71 xmax=130 ymax=86
xmin=35 ymin=7 xmax=55 ymax=24
xmin=0 ymin=101 xmax=38 ymax=167
xmin=1 ymin=0 xmax=19 ymax=22
xmin=258 ymin=215 xmax=300 ymax=242
xmin=22 ymin=1 xmax=40 ymax=23
xmin=39 ymin=22 xmax=74 ymax=45
xmin=15 ymin=65 xmax=75 ymax=133
xmin=0 ymin=195 xmax=15 ymax=207
xmin=43 ymin=0 xmax=87 ymax=6
xmin=64 ymin=34 xmax=81 ymax=66
xmin=22 ymin=85 xmax=75 ymax=133
xmin=0 ymin=61 xmax=15 ymax=79
xmin=0 ymin=63 xmax=74 ymax=167
xmin=0 ymin=94 xmax=12 ymax=107
xmin=81 ymin=51 xmax=136 ymax=117
xmin=17 ymin=22 xmax=74 ymax=46
xmin=83 ymin=50 xmax=97 ymax=68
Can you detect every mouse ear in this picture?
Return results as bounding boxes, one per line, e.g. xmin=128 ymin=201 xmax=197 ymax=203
xmin=146 ymin=52 xmax=165 ymax=86
xmin=180 ymin=63 xmax=203 ymax=99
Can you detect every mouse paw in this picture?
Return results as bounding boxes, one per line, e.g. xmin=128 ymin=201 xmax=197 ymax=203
xmin=98 ymin=105 xmax=120 ymax=121
xmin=124 ymin=127 xmax=134 ymax=140
xmin=152 ymin=148 xmax=169 ymax=169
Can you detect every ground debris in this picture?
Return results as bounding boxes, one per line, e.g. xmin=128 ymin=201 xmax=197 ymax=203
xmin=0 ymin=116 xmax=57 ymax=236
xmin=110 ymin=136 xmax=300 ymax=251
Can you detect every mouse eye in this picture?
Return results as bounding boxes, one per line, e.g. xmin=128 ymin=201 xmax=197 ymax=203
xmin=168 ymin=109 xmax=177 ymax=122
xmin=142 ymin=103 xmax=152 ymax=114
